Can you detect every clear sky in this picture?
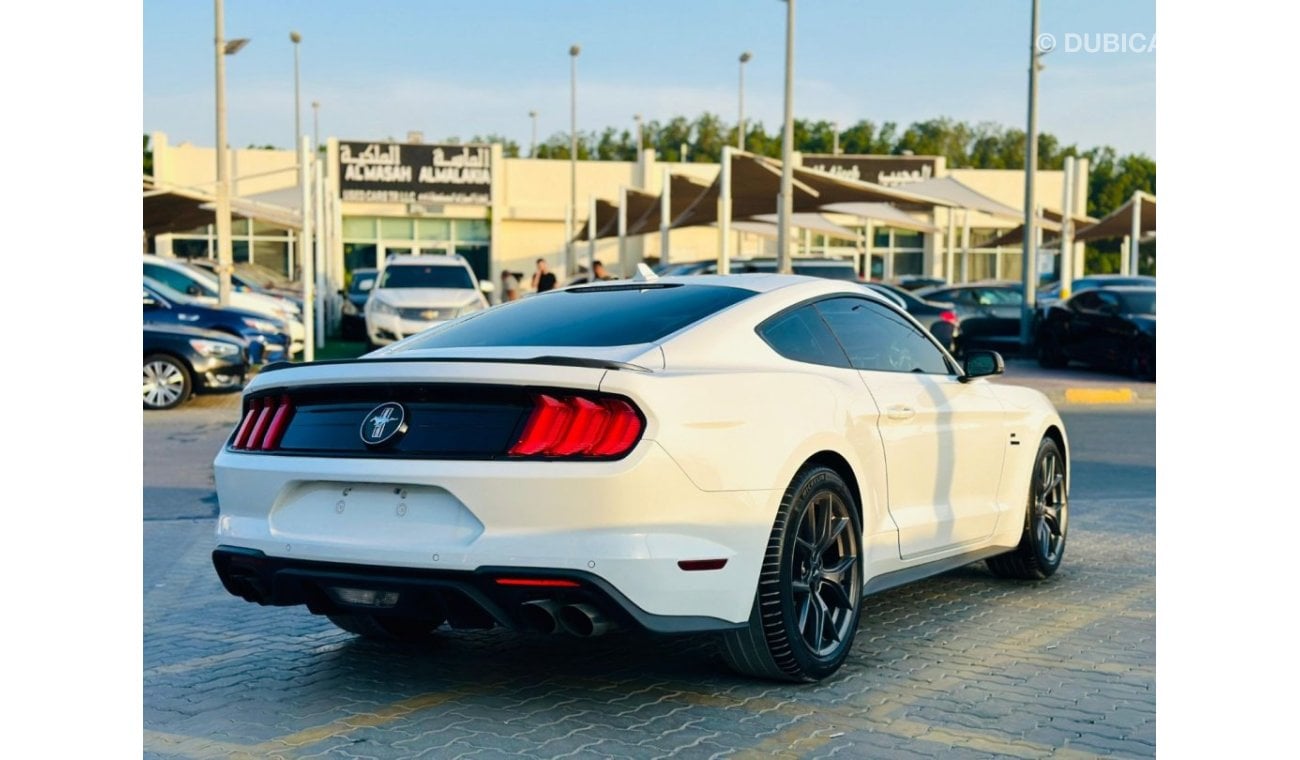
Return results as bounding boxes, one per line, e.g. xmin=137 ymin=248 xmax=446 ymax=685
xmin=144 ymin=0 xmax=1155 ymax=156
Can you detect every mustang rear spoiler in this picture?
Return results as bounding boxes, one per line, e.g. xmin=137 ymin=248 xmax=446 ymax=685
xmin=259 ymin=355 xmax=652 ymax=374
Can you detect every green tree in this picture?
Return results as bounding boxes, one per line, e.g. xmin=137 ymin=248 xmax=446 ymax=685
xmin=469 ymin=134 xmax=521 ymax=157
xmin=143 ymin=134 xmax=153 ymax=176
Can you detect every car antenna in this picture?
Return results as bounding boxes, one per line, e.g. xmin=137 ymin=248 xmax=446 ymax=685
xmin=632 ymin=263 xmax=659 ymax=282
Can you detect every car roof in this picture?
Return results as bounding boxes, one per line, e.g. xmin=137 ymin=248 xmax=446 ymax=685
xmin=384 ymin=255 xmax=468 ymax=267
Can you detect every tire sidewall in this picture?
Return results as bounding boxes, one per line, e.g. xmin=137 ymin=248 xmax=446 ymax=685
xmin=1026 ymin=438 xmax=1066 ymax=573
xmin=143 ymin=353 xmax=192 ymax=410
xmin=772 ymin=468 xmax=863 ymax=680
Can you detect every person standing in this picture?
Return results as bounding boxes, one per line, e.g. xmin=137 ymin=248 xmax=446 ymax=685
xmin=592 ymin=260 xmax=618 ymax=281
xmin=500 ymin=270 xmax=521 ymax=302
xmin=531 ymin=258 xmax=557 ymax=293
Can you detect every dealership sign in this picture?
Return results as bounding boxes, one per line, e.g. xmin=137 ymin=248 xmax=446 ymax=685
xmin=801 ymin=155 xmax=940 ymax=187
xmin=338 ymin=142 xmax=492 ymax=204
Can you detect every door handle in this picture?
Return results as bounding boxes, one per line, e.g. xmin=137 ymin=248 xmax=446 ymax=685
xmin=886 ymin=404 xmax=915 ymax=420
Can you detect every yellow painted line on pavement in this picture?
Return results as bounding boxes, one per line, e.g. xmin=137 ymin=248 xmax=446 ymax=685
xmin=1064 ymin=387 xmax=1135 ymax=404
xmin=264 ymin=689 xmax=471 ymax=749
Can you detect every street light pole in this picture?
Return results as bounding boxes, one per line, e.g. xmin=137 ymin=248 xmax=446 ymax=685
xmin=567 ymin=44 xmax=580 ymax=277
xmin=213 ymin=0 xmax=248 ymax=305
xmin=290 ymin=31 xmax=302 ymax=154
xmin=1020 ymin=0 xmax=1042 ymax=348
xmin=831 ymin=120 xmax=839 ymax=155
xmin=777 ymin=0 xmax=796 ymax=273
xmin=633 ymin=113 xmax=643 ymax=153
xmin=311 ymin=100 xmax=320 ymax=151
xmin=529 ymin=110 xmax=538 ymax=157
xmin=737 ymin=51 xmax=752 ymax=151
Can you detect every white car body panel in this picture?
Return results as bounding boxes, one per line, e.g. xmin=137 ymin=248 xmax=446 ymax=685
xmin=214 ymin=274 xmax=1068 ymax=632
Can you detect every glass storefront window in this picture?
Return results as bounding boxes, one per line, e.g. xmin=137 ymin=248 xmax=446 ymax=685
xmin=893 ymin=230 xmax=922 ymax=249
xmin=966 ymin=252 xmax=997 ymax=281
xmin=344 ymin=243 xmax=378 ymax=272
xmin=873 ymin=229 xmax=891 ymax=247
xmin=893 ymin=252 xmax=924 ymax=276
xmin=253 ymin=240 xmax=288 ymax=275
xmin=252 ymin=220 xmax=288 ymax=236
xmin=417 ymin=219 xmax=451 ymax=240
xmin=343 ymin=217 xmax=376 ymax=239
xmin=233 ymin=240 xmax=250 ymax=264
xmin=455 ymin=219 xmax=489 ymax=242
xmin=1000 ymin=252 xmax=1023 ymax=282
xmin=380 ymin=217 xmax=415 ymax=240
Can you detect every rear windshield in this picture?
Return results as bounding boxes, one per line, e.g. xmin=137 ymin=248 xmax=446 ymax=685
xmin=381 ymin=264 xmax=475 ymax=289
xmin=401 ymin=284 xmax=756 ymax=348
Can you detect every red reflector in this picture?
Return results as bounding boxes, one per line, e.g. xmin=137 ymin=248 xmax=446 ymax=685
xmin=509 ymin=394 xmax=571 ymax=456
xmin=494 ymin=578 xmax=581 ymax=588
xmin=245 ymin=397 xmax=277 ymax=450
xmin=548 ymin=397 xmax=610 ymax=456
xmin=940 ymin=310 xmax=958 ymax=325
xmin=588 ymin=399 xmax=643 ymax=457
xmin=678 ymin=559 xmax=728 ymax=571
xmin=260 ymin=394 xmax=295 ymax=450
xmin=231 ymin=400 xmax=260 ymax=449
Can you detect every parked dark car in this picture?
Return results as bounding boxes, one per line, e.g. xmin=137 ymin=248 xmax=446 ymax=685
xmin=1035 ymin=274 xmax=1156 ymax=321
xmin=1037 ymin=286 xmax=1156 ymax=380
xmin=916 ymin=281 xmax=1026 ymax=355
xmin=892 ymin=275 xmax=947 ymax=292
xmin=862 ymin=282 xmax=960 ymax=353
xmin=144 ymin=277 xmax=292 ymax=363
xmin=143 ymin=324 xmax=250 ymax=410
xmin=339 ymin=267 xmax=379 ymax=339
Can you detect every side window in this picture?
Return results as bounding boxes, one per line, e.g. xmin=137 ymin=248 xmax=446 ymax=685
xmin=144 ymin=264 xmax=191 ymax=294
xmin=815 ymin=297 xmax=952 ymax=375
xmin=757 ymin=305 xmax=850 ymax=368
xmin=1095 ymin=291 xmax=1122 ymax=312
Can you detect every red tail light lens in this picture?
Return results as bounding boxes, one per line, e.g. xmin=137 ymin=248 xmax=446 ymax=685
xmin=940 ymin=309 xmax=958 ymax=325
xmin=510 ymin=393 xmax=644 ymax=459
xmin=231 ymin=394 xmax=296 ymax=451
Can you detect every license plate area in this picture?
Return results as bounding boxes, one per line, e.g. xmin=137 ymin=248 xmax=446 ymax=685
xmin=270 ymin=482 xmax=484 ymax=548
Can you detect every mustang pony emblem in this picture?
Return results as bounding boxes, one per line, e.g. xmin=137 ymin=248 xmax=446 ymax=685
xmin=360 ymin=402 xmax=408 ymax=447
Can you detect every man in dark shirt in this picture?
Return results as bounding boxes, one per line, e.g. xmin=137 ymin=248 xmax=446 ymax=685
xmin=531 ymin=259 xmax=557 ymax=293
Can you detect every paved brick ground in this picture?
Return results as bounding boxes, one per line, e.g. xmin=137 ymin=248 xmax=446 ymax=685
xmin=145 ymin=491 xmax=1153 ymax=759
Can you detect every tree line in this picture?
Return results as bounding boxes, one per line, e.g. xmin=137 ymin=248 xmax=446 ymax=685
xmin=524 ymin=116 xmax=1153 ymax=221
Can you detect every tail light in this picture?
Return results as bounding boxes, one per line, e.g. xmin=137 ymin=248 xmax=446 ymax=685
xmin=231 ymin=394 xmax=295 ymax=451
xmin=510 ymin=393 xmax=644 ymax=459
xmin=939 ymin=309 xmax=958 ymax=325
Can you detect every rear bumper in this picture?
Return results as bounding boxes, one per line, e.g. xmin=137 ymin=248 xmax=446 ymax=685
xmin=213 ymin=441 xmax=778 ymax=625
xmin=212 ymin=546 xmax=744 ymax=634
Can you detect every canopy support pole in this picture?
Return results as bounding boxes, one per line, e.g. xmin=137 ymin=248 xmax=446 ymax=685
xmin=1060 ymin=156 xmax=1075 ymax=298
xmin=717 ymin=146 xmax=733 ymax=274
xmin=1129 ymin=190 xmax=1142 ymax=275
xmin=298 ymin=136 xmax=314 ymax=361
xmin=659 ymin=167 xmax=671 ymax=266
xmin=961 ymin=209 xmax=971 ymax=284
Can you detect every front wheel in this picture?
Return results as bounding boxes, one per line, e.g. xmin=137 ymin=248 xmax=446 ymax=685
xmin=143 ymin=354 xmax=192 ymax=410
xmin=988 ymin=437 xmax=1068 ymax=580
xmin=721 ymin=466 xmax=863 ymax=682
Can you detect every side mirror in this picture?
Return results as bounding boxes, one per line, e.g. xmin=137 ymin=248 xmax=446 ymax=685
xmin=960 ymin=350 xmax=1004 ymax=382
xmin=479 ymin=280 xmax=496 ymax=294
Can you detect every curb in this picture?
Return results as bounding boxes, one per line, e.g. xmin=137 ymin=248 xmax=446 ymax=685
xmin=1063 ymin=387 xmax=1136 ymax=404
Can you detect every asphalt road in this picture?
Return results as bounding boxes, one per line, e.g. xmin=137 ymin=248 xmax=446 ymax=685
xmin=144 ymin=379 xmax=1155 ymax=759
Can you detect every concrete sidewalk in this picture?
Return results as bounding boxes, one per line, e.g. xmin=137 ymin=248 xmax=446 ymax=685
xmin=993 ymin=357 xmax=1155 ymax=405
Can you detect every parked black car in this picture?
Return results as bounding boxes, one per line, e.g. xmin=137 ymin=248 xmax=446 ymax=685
xmin=1037 ymin=286 xmax=1156 ymax=380
xmin=892 ymin=275 xmax=947 ymax=292
xmin=916 ymin=281 xmax=1026 ymax=356
xmin=862 ymin=282 xmax=960 ymax=353
xmin=1035 ymin=274 xmax=1156 ymax=322
xmin=143 ymin=324 xmax=250 ymax=410
xmin=144 ymin=278 xmax=292 ymax=363
xmin=339 ymin=267 xmax=379 ymax=339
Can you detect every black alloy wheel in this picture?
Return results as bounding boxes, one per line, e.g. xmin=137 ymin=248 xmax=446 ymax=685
xmin=721 ymin=466 xmax=863 ymax=682
xmin=988 ymin=437 xmax=1068 ymax=580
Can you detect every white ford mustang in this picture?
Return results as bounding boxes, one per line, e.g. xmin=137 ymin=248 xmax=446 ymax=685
xmin=212 ymin=274 xmax=1069 ymax=681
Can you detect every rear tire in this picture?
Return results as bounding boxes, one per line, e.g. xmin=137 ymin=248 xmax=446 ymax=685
xmin=987 ymin=437 xmax=1068 ymax=580
xmin=327 ymin=613 xmax=443 ymax=642
xmin=1036 ymin=331 xmax=1068 ymax=369
xmin=721 ymin=466 xmax=863 ymax=682
xmin=1129 ymin=342 xmax=1155 ymax=381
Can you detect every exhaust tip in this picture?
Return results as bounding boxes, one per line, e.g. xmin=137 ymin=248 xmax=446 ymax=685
xmin=557 ymin=603 xmax=611 ymax=638
xmin=519 ymin=599 xmax=563 ymax=634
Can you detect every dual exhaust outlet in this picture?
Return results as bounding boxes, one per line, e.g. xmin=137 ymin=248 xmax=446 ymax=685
xmin=519 ymin=599 xmax=612 ymax=638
